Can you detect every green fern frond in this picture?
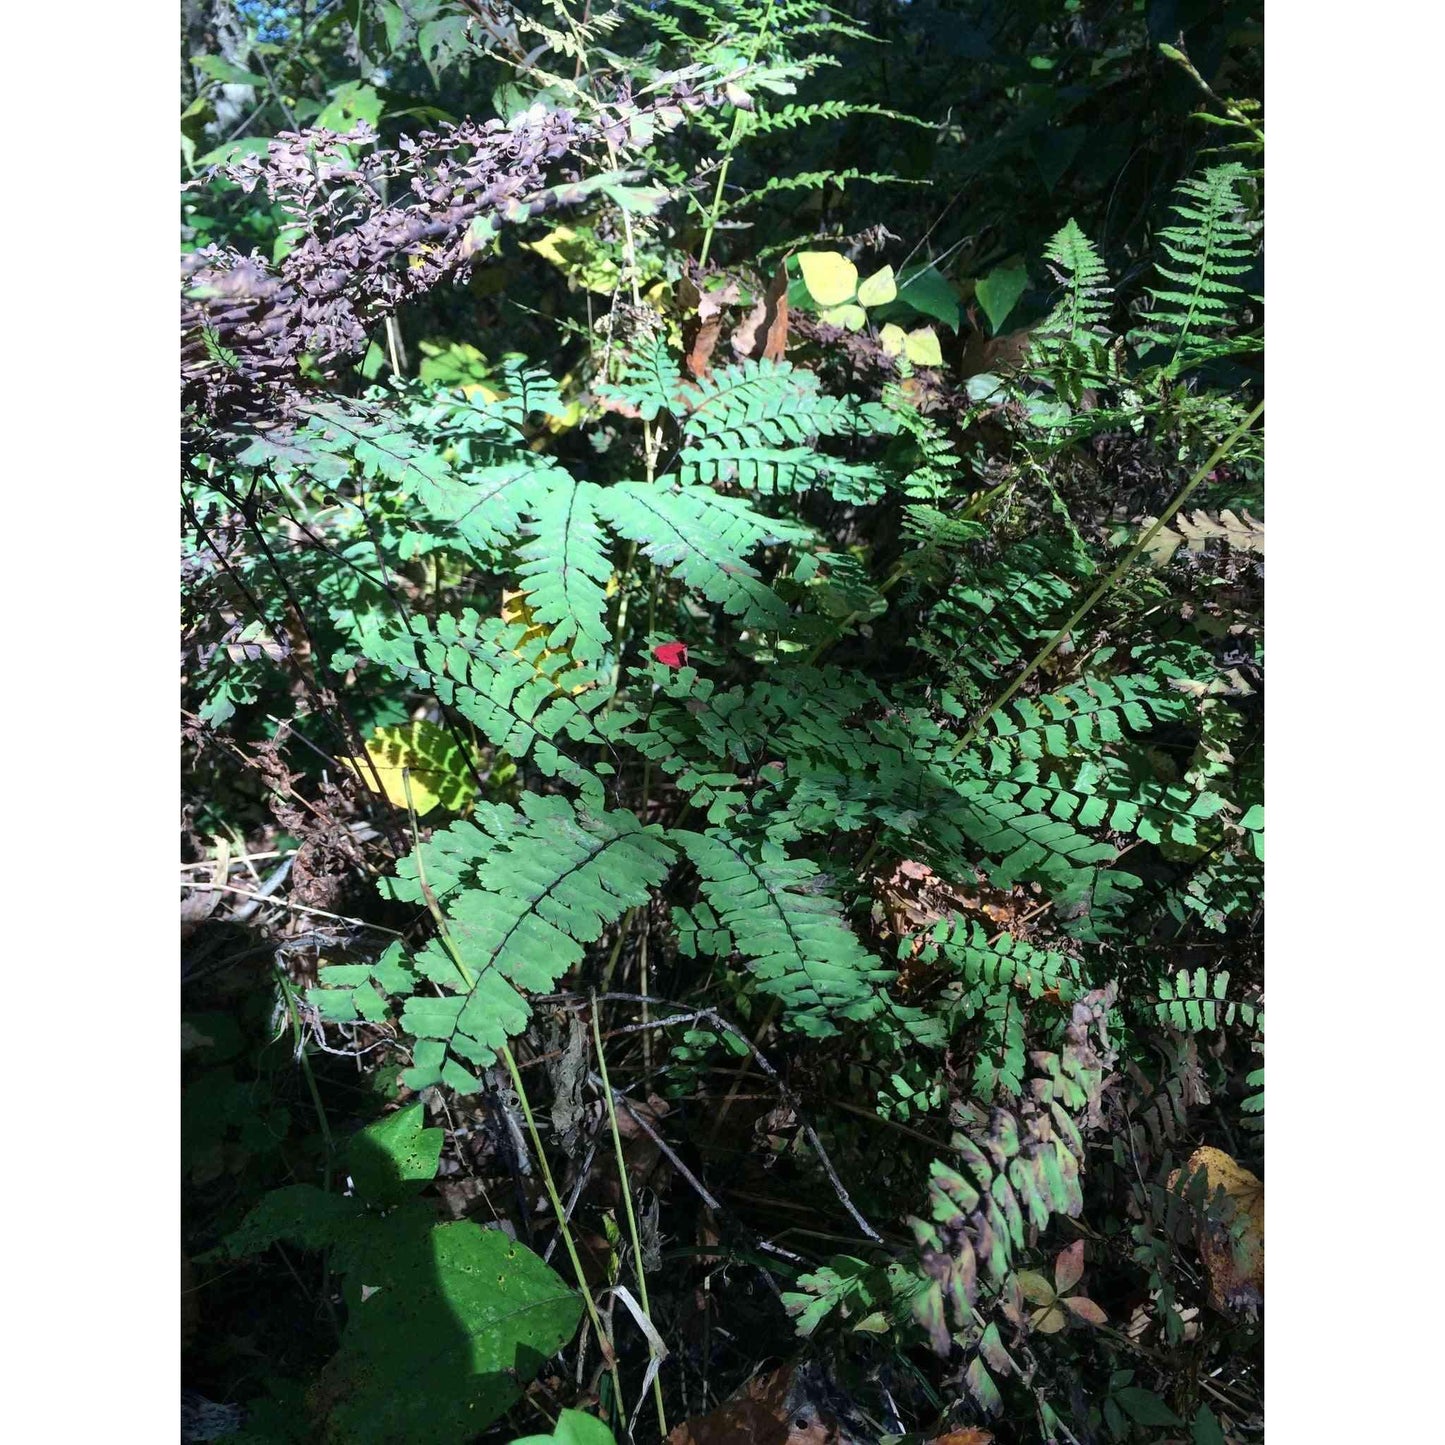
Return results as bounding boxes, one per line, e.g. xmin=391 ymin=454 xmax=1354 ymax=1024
xmin=1154 ymin=967 xmax=1262 ymax=1033
xmin=390 ymin=794 xmax=676 ymax=1089
xmin=355 ymin=609 xmax=619 ymax=786
xmin=919 ymin=915 xmax=1082 ymax=1005
xmin=598 ymin=336 xmax=680 ymax=421
xmin=1030 ymin=218 xmax=1116 ymax=398
xmin=974 ymin=990 xmax=1027 ymax=1100
xmin=740 ymin=167 xmax=926 ymax=207
xmin=515 ymin=477 xmax=614 ymax=666
xmin=737 ymin=100 xmax=931 ymax=140
xmin=596 ymin=481 xmax=807 ymax=626
xmin=680 ymin=357 xmax=893 ymax=497
xmin=1136 ymin=163 xmax=1257 ymax=378
xmin=671 ymin=828 xmax=898 ymax=1036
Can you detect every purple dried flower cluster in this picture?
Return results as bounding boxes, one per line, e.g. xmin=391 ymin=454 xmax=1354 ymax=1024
xmin=181 ymin=94 xmax=700 ymax=432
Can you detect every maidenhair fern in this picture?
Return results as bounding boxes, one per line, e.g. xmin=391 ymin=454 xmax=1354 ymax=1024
xmin=672 ymin=829 xmax=903 ymax=1037
xmin=329 ymin=795 xmax=677 ymax=1091
xmin=678 ymin=355 xmax=896 ymax=498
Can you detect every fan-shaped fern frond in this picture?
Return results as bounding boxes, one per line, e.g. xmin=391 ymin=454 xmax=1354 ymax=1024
xmin=355 ymin=609 xmax=616 ymax=785
xmin=515 ymin=477 xmax=614 ymax=666
xmin=671 ymin=828 xmax=898 ymax=1036
xmin=596 ymin=481 xmax=806 ymax=625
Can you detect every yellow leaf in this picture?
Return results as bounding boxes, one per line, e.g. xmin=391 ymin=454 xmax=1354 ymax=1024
xmin=798 ymin=250 xmax=859 ymax=307
xmin=905 ymin=326 xmax=943 ymax=367
xmin=856 ymin=264 xmax=897 ymax=307
xmin=819 ymin=303 xmax=868 ymax=331
xmin=502 ymin=589 xmax=592 ymax=695
xmin=879 ymin=322 xmax=908 ymax=357
xmin=522 ymin=224 xmax=579 ymax=270
xmin=339 ymin=721 xmax=479 ymax=816
xmin=521 ymin=225 xmax=619 ymax=294
xmin=1168 ymin=1146 xmax=1263 ymax=1312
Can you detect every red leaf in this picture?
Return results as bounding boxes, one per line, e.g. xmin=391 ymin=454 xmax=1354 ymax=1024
xmin=652 ymin=641 xmax=689 ymax=669
xmin=1063 ymin=1296 xmax=1108 ymax=1326
xmin=1054 ymin=1239 xmax=1085 ymax=1294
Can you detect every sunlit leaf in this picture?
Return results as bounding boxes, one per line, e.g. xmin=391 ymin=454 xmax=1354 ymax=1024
xmin=820 ymin=303 xmax=868 ymax=330
xmin=341 ymin=721 xmax=480 ymax=816
xmin=974 ymin=258 xmax=1028 ymax=335
xmin=799 ymin=250 xmax=859 ymax=307
xmin=905 ymin=326 xmax=944 ymax=366
xmin=857 ymin=264 xmax=898 ymax=307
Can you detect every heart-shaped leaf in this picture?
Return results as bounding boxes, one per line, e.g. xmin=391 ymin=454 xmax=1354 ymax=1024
xmin=974 ymin=258 xmax=1028 ymax=335
xmin=857 ymin=264 xmax=898 ymax=307
xmin=879 ymin=322 xmax=907 ymax=357
xmin=820 ymin=302 xmax=868 ymax=331
xmin=905 ymin=326 xmax=943 ymax=366
xmin=799 ymin=251 xmax=859 ymax=307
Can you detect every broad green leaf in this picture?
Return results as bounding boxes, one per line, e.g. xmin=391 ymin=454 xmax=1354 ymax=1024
xmin=597 ymin=178 xmax=671 ymax=214
xmin=799 ymin=251 xmax=859 ymax=307
xmin=317 ymin=1220 xmax=582 ymax=1444
xmin=1192 ymin=1405 xmax=1227 ymax=1445
xmin=895 ymin=264 xmax=962 ymax=330
xmin=196 ymin=135 xmax=271 ymax=166
xmin=1115 ymin=1387 xmax=1184 ymax=1427
xmin=190 ymin=55 xmax=266 ymax=87
xmin=975 ymin=258 xmax=1029 ymax=335
xmin=857 ymin=264 xmax=898 ymax=307
xmin=507 ymin=1408 xmax=619 ymax=1445
xmin=225 ymin=1184 xmax=361 ymax=1256
xmin=317 ymin=82 xmax=384 ymax=133
xmin=348 ymin=1104 xmax=444 ymax=1205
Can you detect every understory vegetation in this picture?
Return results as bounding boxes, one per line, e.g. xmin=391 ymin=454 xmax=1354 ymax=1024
xmin=180 ymin=4 xmax=1264 ymax=1442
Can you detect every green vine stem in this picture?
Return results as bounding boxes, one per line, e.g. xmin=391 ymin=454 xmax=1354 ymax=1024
xmin=591 ymin=995 xmax=669 ymax=1438
xmin=399 ymin=773 xmax=626 ymax=1422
